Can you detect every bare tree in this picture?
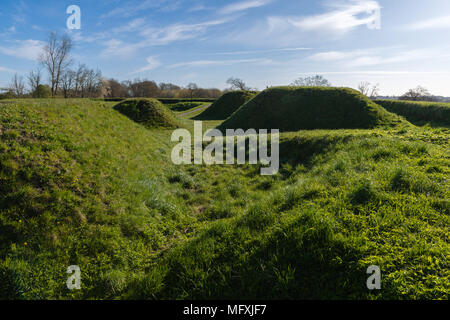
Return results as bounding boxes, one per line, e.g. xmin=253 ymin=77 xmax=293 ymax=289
xmin=10 ymin=74 xmax=26 ymax=97
xmin=61 ymin=70 xmax=76 ymax=98
xmin=186 ymin=83 xmax=199 ymax=99
xmin=291 ymin=75 xmax=331 ymax=87
xmin=369 ymin=83 xmax=380 ymax=99
xmin=357 ymin=81 xmax=371 ymax=96
xmin=400 ymin=86 xmax=431 ymax=101
xmin=105 ymin=79 xmax=129 ymax=98
xmin=27 ymin=69 xmax=42 ymax=97
xmin=73 ymin=64 xmax=89 ymax=97
xmin=226 ymin=77 xmax=249 ymax=90
xmin=358 ymin=81 xmax=380 ymax=98
xmin=39 ymin=32 xmax=73 ymax=97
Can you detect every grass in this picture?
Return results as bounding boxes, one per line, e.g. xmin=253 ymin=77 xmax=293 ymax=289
xmin=168 ymin=102 xmax=206 ymax=112
xmin=113 ymin=98 xmax=181 ymax=129
xmin=218 ymin=87 xmax=406 ymax=132
xmin=194 ymin=90 xmax=258 ymax=120
xmin=0 ymin=98 xmax=448 ymax=300
xmin=374 ymin=99 xmax=450 ymax=127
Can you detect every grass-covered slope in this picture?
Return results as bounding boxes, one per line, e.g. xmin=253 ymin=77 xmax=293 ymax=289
xmin=129 ymin=127 xmax=449 ymax=300
xmin=0 ymin=99 xmax=448 ymax=300
xmin=195 ymin=90 xmax=258 ymax=120
xmin=374 ymin=99 xmax=450 ymax=126
xmin=219 ymin=87 xmax=405 ymax=132
xmin=114 ymin=98 xmax=181 ymax=129
xmin=0 ymin=99 xmax=192 ymax=299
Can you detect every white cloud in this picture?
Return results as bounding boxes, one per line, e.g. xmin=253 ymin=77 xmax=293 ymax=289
xmin=100 ymin=39 xmax=141 ymax=58
xmin=112 ymin=18 xmax=147 ymax=33
xmin=0 ymin=66 xmax=16 ymax=73
xmin=227 ymin=0 xmax=381 ymax=46
xmin=220 ymin=0 xmax=272 ymax=15
xmin=0 ymin=39 xmax=44 ymax=61
xmin=101 ymin=18 xmax=232 ymax=58
xmin=211 ymin=47 xmax=312 ymax=55
xmin=169 ymin=58 xmax=272 ymax=68
xmin=139 ymin=18 xmax=231 ymax=45
xmin=307 ymin=48 xmax=448 ymax=68
xmin=101 ymin=0 xmax=183 ymax=19
xmin=132 ymin=56 xmax=162 ymax=74
xmin=288 ymin=0 xmax=381 ymax=33
xmin=408 ymin=15 xmax=450 ymax=30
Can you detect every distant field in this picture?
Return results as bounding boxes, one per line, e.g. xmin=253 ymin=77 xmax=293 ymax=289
xmin=0 ymin=98 xmax=448 ymax=300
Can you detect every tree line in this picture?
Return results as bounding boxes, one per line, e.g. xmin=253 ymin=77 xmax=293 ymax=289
xmin=1 ymin=32 xmax=224 ymax=100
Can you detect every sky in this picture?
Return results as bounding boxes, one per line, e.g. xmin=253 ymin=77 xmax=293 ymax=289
xmin=1 ymin=0 xmax=450 ymax=96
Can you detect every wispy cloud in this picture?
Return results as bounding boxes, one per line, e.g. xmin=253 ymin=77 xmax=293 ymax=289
xmin=220 ymin=0 xmax=272 ymax=15
xmin=101 ymin=18 xmax=232 ymax=58
xmin=226 ymin=0 xmax=381 ymax=46
xmin=408 ymin=15 xmax=450 ymax=30
xmin=139 ymin=18 xmax=230 ymax=45
xmin=0 ymin=66 xmax=16 ymax=73
xmin=287 ymin=0 xmax=381 ymax=33
xmin=308 ymin=48 xmax=449 ymax=68
xmin=292 ymin=71 xmax=450 ymax=75
xmin=0 ymin=39 xmax=44 ymax=61
xmin=132 ymin=56 xmax=162 ymax=74
xmin=211 ymin=47 xmax=312 ymax=55
xmin=169 ymin=58 xmax=272 ymax=68
xmin=112 ymin=18 xmax=147 ymax=34
xmin=101 ymin=0 xmax=183 ymax=19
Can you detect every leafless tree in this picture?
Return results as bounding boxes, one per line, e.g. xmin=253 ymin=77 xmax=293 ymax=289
xmin=27 ymin=69 xmax=42 ymax=97
xmin=358 ymin=81 xmax=380 ymax=98
xmin=226 ymin=77 xmax=249 ymax=90
xmin=186 ymin=83 xmax=199 ymax=99
xmin=39 ymin=32 xmax=73 ymax=97
xmin=357 ymin=81 xmax=371 ymax=96
xmin=400 ymin=86 xmax=431 ymax=101
xmin=105 ymin=79 xmax=128 ymax=98
xmin=10 ymin=74 xmax=26 ymax=97
xmin=291 ymin=75 xmax=331 ymax=87
xmin=61 ymin=70 xmax=76 ymax=98
xmin=369 ymin=83 xmax=380 ymax=98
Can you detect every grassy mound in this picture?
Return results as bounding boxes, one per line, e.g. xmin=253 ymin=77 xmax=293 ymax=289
xmin=374 ymin=100 xmax=450 ymax=126
xmin=0 ymin=98 xmax=448 ymax=300
xmin=218 ymin=87 xmax=405 ymax=132
xmin=126 ymin=128 xmax=449 ymax=300
xmin=114 ymin=98 xmax=181 ymax=129
xmin=195 ymin=91 xmax=258 ymax=120
xmin=0 ymin=99 xmax=193 ymax=299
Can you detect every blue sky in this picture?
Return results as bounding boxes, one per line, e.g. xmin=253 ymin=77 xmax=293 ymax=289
xmin=1 ymin=0 xmax=450 ymax=95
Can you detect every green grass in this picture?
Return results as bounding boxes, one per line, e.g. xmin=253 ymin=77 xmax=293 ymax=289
xmin=374 ymin=100 xmax=450 ymax=127
xmin=113 ymin=98 xmax=181 ymax=129
xmin=0 ymin=98 xmax=448 ymax=300
xmin=195 ymin=90 xmax=258 ymax=120
xmin=219 ymin=87 xmax=407 ymax=132
xmin=168 ymin=102 xmax=206 ymax=112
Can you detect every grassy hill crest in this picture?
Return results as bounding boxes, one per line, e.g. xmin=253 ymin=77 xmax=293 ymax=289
xmin=195 ymin=90 xmax=258 ymax=120
xmin=114 ymin=98 xmax=181 ymax=129
xmin=218 ymin=87 xmax=407 ymax=132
